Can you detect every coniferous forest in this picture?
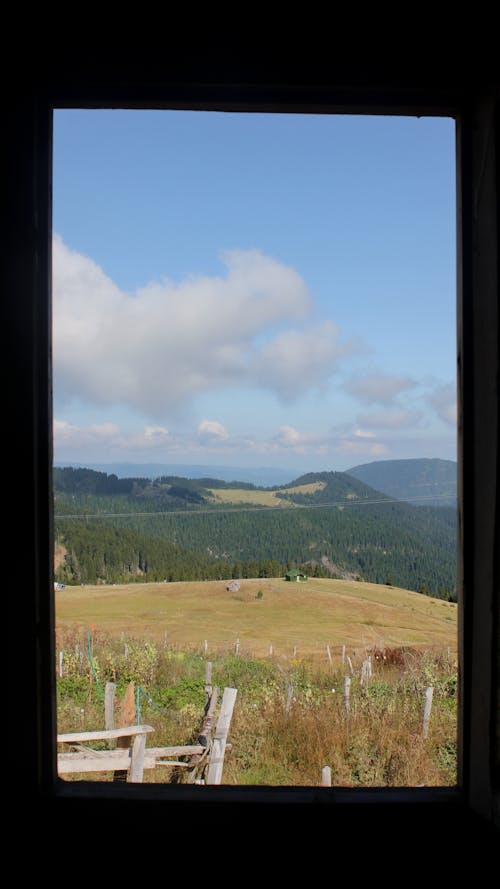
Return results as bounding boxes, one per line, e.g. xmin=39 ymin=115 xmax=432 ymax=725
xmin=53 ymin=467 xmax=457 ymax=599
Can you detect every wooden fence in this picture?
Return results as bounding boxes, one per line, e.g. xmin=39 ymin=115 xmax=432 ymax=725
xmin=57 ymin=682 xmax=237 ymax=785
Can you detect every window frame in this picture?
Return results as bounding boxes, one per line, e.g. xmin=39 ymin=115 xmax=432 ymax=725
xmin=11 ymin=67 xmax=498 ymax=832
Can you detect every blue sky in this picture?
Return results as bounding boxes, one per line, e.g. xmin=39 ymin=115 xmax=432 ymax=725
xmin=52 ymin=110 xmax=456 ymax=474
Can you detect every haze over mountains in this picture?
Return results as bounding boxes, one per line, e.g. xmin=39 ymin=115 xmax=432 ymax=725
xmin=54 ymin=458 xmax=457 ymax=501
xmin=347 ymin=459 xmax=456 ymax=505
xmin=54 ymin=461 xmax=297 ymax=488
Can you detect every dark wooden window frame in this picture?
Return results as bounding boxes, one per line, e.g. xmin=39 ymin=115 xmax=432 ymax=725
xmin=10 ymin=64 xmax=498 ymax=838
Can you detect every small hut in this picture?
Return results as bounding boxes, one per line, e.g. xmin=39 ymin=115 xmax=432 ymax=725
xmin=226 ymin=580 xmax=241 ymax=592
xmin=285 ymin=569 xmax=308 ymax=583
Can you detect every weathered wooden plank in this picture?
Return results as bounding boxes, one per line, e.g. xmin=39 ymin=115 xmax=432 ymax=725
xmin=206 ymin=687 xmax=237 ymax=785
xmin=146 ymin=745 xmax=204 ymax=758
xmin=58 ymin=751 xmax=132 ymax=773
xmin=154 ymin=761 xmax=194 ymax=768
xmin=59 ymin=747 xmax=193 ymax=773
xmin=114 ymin=682 xmax=137 ymax=782
xmin=105 ymin=682 xmax=116 ymax=732
xmin=129 ymin=731 xmax=147 ymax=782
xmin=321 ymin=766 xmax=332 ymax=786
xmin=198 ymin=686 xmax=219 ymax=748
xmin=57 ymin=725 xmax=154 ymax=744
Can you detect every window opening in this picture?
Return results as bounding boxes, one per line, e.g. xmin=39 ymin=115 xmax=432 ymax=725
xmin=52 ymin=110 xmax=457 ymax=788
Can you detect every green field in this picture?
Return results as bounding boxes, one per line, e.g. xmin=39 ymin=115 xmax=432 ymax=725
xmin=56 ymin=576 xmax=457 ymax=658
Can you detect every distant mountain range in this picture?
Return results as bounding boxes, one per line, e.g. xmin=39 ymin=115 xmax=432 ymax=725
xmin=55 ymin=458 xmax=458 ymax=503
xmin=54 ymin=461 xmax=297 ymax=488
xmin=347 ymin=458 xmax=457 ymax=505
xmin=53 ymin=462 xmax=457 ymax=598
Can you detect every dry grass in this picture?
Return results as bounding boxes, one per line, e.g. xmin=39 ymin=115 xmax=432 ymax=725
xmin=281 ymin=481 xmax=326 ymax=495
xmin=206 ymin=481 xmax=326 ymax=506
xmin=55 ymin=634 xmax=457 ymax=788
xmin=55 ymin=577 xmax=457 ymax=658
xmin=206 ymin=488 xmax=293 ymax=506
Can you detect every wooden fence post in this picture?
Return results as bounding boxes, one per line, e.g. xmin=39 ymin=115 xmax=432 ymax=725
xmin=205 ymin=662 xmax=213 ymax=700
xmin=344 ymin=676 xmax=351 ymax=715
xmin=347 ymin=655 xmax=354 ymax=675
xmin=327 ymin=645 xmax=333 ymax=666
xmin=269 ymin=643 xmax=273 ymax=656
xmin=321 ymin=766 xmax=332 ymax=786
xmin=128 ymin=732 xmax=147 ymax=783
xmin=235 ymin=638 xmax=240 ymax=656
xmin=113 ymin=681 xmax=136 ymax=783
xmin=285 ymin=683 xmax=294 ymax=716
xmin=105 ymin=682 xmax=116 ymax=731
xmin=341 ymin=644 xmax=346 ymax=666
xmin=422 ymin=686 xmax=434 ymax=738
xmin=58 ymin=650 xmax=64 ymax=678
xmin=360 ymin=658 xmax=372 ymax=685
xmin=206 ymin=687 xmax=237 ymax=785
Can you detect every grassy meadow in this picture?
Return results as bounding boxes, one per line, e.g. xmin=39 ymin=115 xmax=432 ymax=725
xmin=206 ymin=480 xmax=326 ymax=507
xmin=206 ymin=487 xmax=293 ymax=506
xmin=56 ymin=577 xmax=458 ymax=787
xmin=55 ymin=576 xmax=457 ymax=657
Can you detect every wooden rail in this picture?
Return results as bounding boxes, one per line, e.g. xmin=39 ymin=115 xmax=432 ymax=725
xmin=57 ymin=685 xmax=237 ymax=784
xmin=58 ymin=725 xmax=154 ymax=782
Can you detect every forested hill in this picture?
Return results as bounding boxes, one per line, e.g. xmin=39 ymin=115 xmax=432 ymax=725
xmin=275 ymin=470 xmax=392 ymax=504
xmin=53 ymin=466 xmax=457 ymax=599
xmin=347 ymin=459 xmax=457 ymax=505
xmin=53 ymin=466 xmax=392 ymax=514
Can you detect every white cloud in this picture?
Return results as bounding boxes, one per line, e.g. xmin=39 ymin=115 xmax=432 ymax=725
xmin=197 ymin=419 xmax=230 ymax=441
xmin=345 ymin=374 xmax=416 ymax=405
xmin=276 ymin=425 xmax=303 ymax=445
xmin=54 ymin=419 xmax=122 ymax=448
xmin=273 ymin=425 xmax=326 ymax=450
xmin=254 ymin=322 xmax=348 ymax=400
xmin=54 ymin=415 xmax=391 ymax=464
xmin=53 ymin=238 xmax=346 ymax=416
xmin=143 ymin=426 xmax=171 ymax=442
xmin=429 ymin=383 xmax=457 ymax=426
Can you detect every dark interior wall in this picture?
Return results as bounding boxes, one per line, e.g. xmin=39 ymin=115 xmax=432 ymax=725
xmin=6 ymin=49 xmax=499 ymax=851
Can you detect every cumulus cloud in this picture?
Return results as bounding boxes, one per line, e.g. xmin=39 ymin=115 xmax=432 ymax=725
xmin=197 ymin=419 xmax=230 ymax=441
xmin=254 ymin=321 xmax=348 ymax=400
xmin=54 ymin=419 xmax=122 ymax=448
xmin=143 ymin=426 xmax=171 ymax=443
xmin=429 ymin=383 xmax=457 ymax=426
xmin=356 ymin=409 xmax=422 ymax=429
xmin=53 ymin=238 xmax=345 ymax=415
xmin=273 ymin=425 xmax=327 ymax=450
xmin=345 ymin=374 xmax=416 ymax=405
xmin=54 ymin=415 xmax=392 ymax=464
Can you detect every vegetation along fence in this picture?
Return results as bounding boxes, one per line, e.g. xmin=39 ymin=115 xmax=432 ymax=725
xmin=56 ymin=629 xmax=456 ymax=786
